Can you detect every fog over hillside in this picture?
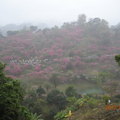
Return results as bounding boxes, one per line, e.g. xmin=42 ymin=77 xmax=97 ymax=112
xmin=0 ymin=0 xmax=120 ymax=120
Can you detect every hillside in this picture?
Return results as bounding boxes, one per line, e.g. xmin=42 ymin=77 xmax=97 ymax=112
xmin=0 ymin=15 xmax=120 ymax=92
xmin=0 ymin=15 xmax=120 ymax=120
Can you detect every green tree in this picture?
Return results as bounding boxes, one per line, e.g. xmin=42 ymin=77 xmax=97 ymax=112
xmin=65 ymin=86 xmax=78 ymax=97
xmin=36 ymin=86 xmax=45 ymax=97
xmin=44 ymin=84 xmax=51 ymax=92
xmin=0 ymin=62 xmax=23 ymax=120
xmin=50 ymin=73 xmax=59 ymax=88
xmin=115 ymin=55 xmax=120 ymax=65
xmin=0 ymin=62 xmax=40 ymax=120
xmin=47 ymin=89 xmax=67 ymax=110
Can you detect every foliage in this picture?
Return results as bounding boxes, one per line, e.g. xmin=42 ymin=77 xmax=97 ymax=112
xmin=0 ymin=62 xmax=41 ymax=120
xmin=0 ymin=62 xmax=23 ymax=120
xmin=66 ymin=97 xmax=77 ymax=106
xmin=47 ymin=89 xmax=67 ymax=110
xmin=1 ymin=15 xmax=120 ymax=120
xmin=55 ymin=95 xmax=100 ymax=120
xmin=36 ymin=86 xmax=46 ymax=97
xmin=50 ymin=73 xmax=59 ymax=88
xmin=115 ymin=55 xmax=120 ymax=65
xmin=54 ymin=110 xmax=67 ymax=120
xmin=30 ymin=113 xmax=43 ymax=120
xmin=65 ymin=86 xmax=78 ymax=97
xmin=102 ymin=95 xmax=111 ymax=105
xmin=0 ymin=15 xmax=119 ymax=84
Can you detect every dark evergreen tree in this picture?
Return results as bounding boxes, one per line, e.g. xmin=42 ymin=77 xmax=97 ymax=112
xmin=47 ymin=89 xmax=67 ymax=110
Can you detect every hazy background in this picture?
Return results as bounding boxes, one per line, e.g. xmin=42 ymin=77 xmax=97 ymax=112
xmin=0 ymin=0 xmax=120 ymax=26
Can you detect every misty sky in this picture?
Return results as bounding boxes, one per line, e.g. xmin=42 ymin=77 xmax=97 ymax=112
xmin=0 ymin=0 xmax=120 ymax=26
